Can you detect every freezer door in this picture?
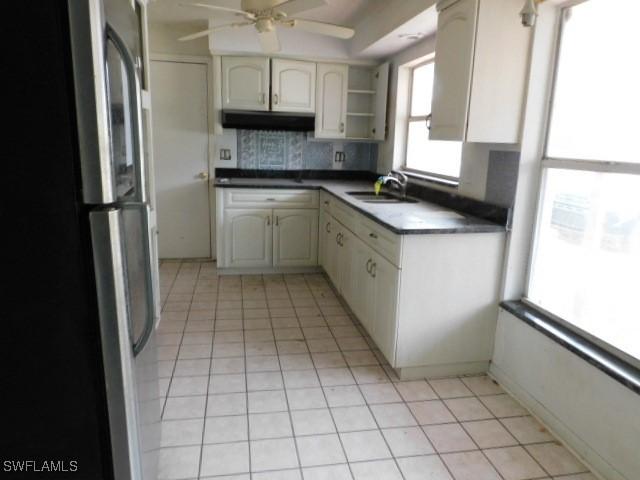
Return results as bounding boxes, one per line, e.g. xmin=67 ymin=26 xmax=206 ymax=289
xmin=90 ymin=207 xmax=159 ymax=480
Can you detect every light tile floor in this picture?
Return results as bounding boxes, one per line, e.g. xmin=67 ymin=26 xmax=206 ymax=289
xmin=156 ymin=260 xmax=596 ymax=480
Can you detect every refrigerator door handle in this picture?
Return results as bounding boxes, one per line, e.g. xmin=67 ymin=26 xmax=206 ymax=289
xmin=90 ymin=208 xmax=143 ymax=480
xmin=132 ymin=203 xmax=157 ymax=357
xmin=106 ymin=23 xmax=147 ymax=204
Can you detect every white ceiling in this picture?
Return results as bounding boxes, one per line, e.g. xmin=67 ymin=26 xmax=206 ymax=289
xmin=146 ymin=0 xmax=436 ymax=60
xmin=147 ymin=0 xmax=385 ymax=26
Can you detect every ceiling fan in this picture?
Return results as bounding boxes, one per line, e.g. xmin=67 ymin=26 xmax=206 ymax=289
xmin=178 ymin=0 xmax=355 ymax=53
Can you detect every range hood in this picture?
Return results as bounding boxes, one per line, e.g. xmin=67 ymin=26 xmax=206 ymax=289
xmin=222 ymin=110 xmax=315 ymax=132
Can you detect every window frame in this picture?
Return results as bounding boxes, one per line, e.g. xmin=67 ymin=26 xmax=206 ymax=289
xmin=403 ymin=59 xmax=461 ymax=183
xmin=524 ymin=1 xmax=640 ymax=369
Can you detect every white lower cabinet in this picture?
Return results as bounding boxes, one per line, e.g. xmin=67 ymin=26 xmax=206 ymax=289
xmin=370 ymin=253 xmax=400 ymax=363
xmin=273 ymin=209 xmax=318 ymax=267
xmin=322 ymin=199 xmax=504 ymax=380
xmin=217 ymin=189 xmax=319 ymax=269
xmin=224 ymin=209 xmax=272 ymax=267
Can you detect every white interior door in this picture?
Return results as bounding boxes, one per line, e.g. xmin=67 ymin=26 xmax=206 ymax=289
xmin=151 ymin=60 xmax=211 ymax=259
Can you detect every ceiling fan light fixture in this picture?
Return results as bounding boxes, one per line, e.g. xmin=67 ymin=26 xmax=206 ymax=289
xmin=256 ymin=17 xmax=275 ymax=33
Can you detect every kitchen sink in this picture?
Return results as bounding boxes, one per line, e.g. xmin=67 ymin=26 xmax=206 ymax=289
xmin=346 ymin=191 xmax=418 ymax=204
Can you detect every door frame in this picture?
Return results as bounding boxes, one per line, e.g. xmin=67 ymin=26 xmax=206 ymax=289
xmin=150 ymin=53 xmax=216 ymax=259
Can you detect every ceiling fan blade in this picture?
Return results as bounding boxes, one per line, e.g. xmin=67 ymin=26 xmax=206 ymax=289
xmin=283 ymin=19 xmax=354 ymax=39
xmin=181 ymin=3 xmax=256 ymax=20
xmin=275 ymin=0 xmax=326 ymax=16
xmin=178 ymin=22 xmax=253 ymax=41
xmin=258 ymin=30 xmax=281 ymax=53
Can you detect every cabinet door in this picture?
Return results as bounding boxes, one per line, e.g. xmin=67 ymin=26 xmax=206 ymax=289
xmin=221 ymin=57 xmax=269 ymax=111
xmin=318 ymin=209 xmax=328 ymax=266
xmin=429 ymin=0 xmax=478 ymax=141
xmin=372 ymin=62 xmax=389 ymax=141
xmin=273 ymin=209 xmax=318 ymax=267
xmin=336 ymin=227 xmax=353 ymax=297
xmin=324 ymin=217 xmax=341 ymax=289
xmin=224 ymin=209 xmax=272 ymax=267
xmin=371 ymin=253 xmax=400 ymax=364
xmin=345 ymin=235 xmax=375 ymax=332
xmin=271 ymin=59 xmax=316 ymax=113
xmin=315 ymin=63 xmax=348 ymax=138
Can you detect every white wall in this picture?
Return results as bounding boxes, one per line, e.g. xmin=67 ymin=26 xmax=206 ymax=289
xmin=492 ymin=309 xmax=640 ymax=480
xmin=149 ymin=22 xmax=210 ymax=56
xmin=379 ymin=36 xmax=519 ymax=201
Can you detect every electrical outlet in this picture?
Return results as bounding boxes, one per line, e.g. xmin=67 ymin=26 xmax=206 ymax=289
xmin=219 ymin=148 xmax=232 ymax=161
xmin=334 ymin=151 xmax=345 ymax=163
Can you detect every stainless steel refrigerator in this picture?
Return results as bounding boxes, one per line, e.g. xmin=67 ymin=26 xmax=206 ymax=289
xmin=67 ymin=0 xmax=160 ymax=479
xmin=2 ymin=0 xmax=158 ymax=477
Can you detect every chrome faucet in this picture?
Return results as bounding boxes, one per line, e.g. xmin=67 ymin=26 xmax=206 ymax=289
xmin=378 ymin=170 xmax=408 ymax=198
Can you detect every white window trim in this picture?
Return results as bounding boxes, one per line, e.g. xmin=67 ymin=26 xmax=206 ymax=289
xmin=402 ymin=60 xmax=461 ymax=183
xmin=524 ymin=1 xmax=640 ymax=368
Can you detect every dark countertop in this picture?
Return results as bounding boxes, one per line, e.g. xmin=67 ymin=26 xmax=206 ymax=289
xmin=214 ymin=177 xmax=506 ymax=235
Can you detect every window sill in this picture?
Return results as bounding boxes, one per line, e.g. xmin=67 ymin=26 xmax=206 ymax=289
xmin=402 ymin=169 xmax=460 ymax=189
xmin=500 ymin=300 xmax=640 ymax=396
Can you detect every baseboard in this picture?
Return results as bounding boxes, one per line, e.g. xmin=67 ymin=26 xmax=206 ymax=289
xmin=217 ymin=266 xmax=322 ymax=275
xmin=489 ymin=364 xmax=622 ymax=480
xmin=395 ymin=361 xmax=490 ymax=380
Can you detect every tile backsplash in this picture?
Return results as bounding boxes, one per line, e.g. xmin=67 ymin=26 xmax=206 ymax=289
xmin=237 ymin=130 xmax=377 ymax=171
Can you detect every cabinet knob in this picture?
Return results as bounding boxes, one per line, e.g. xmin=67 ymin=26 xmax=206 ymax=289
xmin=266 ymin=216 xmax=271 ymax=226
xmin=275 ymin=216 xmax=279 ymax=226
xmin=366 ymin=258 xmax=372 ymax=274
xmin=425 ymin=113 xmax=432 ymax=131
xmin=369 ymin=232 xmax=378 ymax=239
xmin=273 ymin=93 xmax=279 ymax=105
xmin=260 ymin=92 xmax=266 ymax=105
xmin=371 ymin=262 xmax=377 ymax=278
xmin=339 ymin=122 xmax=345 ymax=133
xmin=326 ymin=222 xmax=331 ymax=233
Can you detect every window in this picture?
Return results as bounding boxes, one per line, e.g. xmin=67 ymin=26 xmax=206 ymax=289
xmin=405 ymin=61 xmax=462 ymax=180
xmin=527 ymin=0 xmax=640 ymax=363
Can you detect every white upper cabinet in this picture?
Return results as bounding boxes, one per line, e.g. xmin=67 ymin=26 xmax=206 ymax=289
xmin=273 ymin=209 xmax=318 ymax=267
xmin=271 ymin=59 xmax=316 ymax=113
xmin=315 ymin=63 xmax=348 ymax=139
xmin=430 ymin=0 xmax=531 ymax=143
xmin=221 ymin=57 xmax=269 ymax=111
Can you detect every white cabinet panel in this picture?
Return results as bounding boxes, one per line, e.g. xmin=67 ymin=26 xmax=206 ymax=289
xmin=324 ymin=217 xmax=342 ymax=289
xmin=372 ymin=62 xmax=389 ymax=141
xmin=222 ymin=57 xmax=269 ymax=111
xmin=346 ymin=235 xmax=375 ymax=333
xmin=271 ymin=59 xmax=316 ymax=113
xmin=371 ymin=253 xmax=400 ymax=364
xmin=430 ymin=0 xmax=478 ymax=141
xmin=224 ymin=209 xmax=272 ymax=267
xmin=430 ymin=0 xmax=530 ymax=143
xmin=273 ymin=209 xmax=318 ymax=267
xmin=315 ymin=63 xmax=348 ymax=138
